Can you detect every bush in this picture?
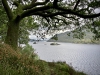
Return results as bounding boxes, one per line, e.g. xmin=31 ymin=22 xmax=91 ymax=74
xmin=21 ymin=44 xmax=39 ymax=60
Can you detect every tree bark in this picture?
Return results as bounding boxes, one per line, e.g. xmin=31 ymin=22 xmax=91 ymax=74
xmin=5 ymin=20 xmax=19 ymax=50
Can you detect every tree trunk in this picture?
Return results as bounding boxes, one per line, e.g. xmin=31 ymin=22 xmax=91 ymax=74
xmin=5 ymin=20 xmax=19 ymax=50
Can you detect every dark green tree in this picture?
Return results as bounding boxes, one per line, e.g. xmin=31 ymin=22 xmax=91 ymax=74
xmin=0 ymin=5 xmax=38 ymax=45
xmin=1 ymin=0 xmax=100 ymax=49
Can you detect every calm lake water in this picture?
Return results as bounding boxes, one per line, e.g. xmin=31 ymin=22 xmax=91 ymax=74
xmin=29 ymin=42 xmax=100 ymax=75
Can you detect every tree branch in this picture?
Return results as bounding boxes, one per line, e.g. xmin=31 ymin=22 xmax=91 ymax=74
xmin=54 ymin=7 xmax=100 ymax=18
xmin=61 ymin=14 xmax=79 ymax=20
xmin=53 ymin=0 xmax=59 ymax=7
xmin=33 ymin=10 xmax=100 ymax=19
xmin=13 ymin=1 xmax=20 ymax=7
xmin=74 ymin=0 xmax=80 ymax=10
xmin=2 ymin=0 xmax=13 ymax=20
xmin=21 ymin=1 xmax=100 ymax=19
xmin=21 ymin=5 xmax=52 ymax=19
xmin=50 ymin=17 xmax=71 ymax=25
xmin=23 ymin=0 xmax=50 ymax=10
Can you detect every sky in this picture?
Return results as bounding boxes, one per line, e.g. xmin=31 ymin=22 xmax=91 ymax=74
xmin=29 ymin=30 xmax=70 ymax=40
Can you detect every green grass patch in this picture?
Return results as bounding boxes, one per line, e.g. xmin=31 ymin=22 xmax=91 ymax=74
xmin=0 ymin=43 xmax=86 ymax=75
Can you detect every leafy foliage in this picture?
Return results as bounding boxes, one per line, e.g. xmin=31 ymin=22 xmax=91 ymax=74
xmin=21 ymin=44 xmax=39 ymax=60
xmin=0 ymin=4 xmax=8 ymax=41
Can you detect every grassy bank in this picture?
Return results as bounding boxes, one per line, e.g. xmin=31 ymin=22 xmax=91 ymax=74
xmin=0 ymin=43 xmax=86 ymax=75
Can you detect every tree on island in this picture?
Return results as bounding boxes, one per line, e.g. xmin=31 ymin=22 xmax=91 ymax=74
xmin=1 ymin=0 xmax=100 ymax=49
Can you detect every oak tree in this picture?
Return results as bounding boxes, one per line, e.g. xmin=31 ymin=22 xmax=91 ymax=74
xmin=1 ymin=0 xmax=100 ymax=49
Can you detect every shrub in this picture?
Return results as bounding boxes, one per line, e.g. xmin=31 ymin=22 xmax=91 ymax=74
xmin=21 ymin=44 xmax=39 ymax=60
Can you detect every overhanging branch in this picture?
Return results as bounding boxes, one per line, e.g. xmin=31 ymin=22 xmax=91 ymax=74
xmin=21 ymin=5 xmax=52 ymax=19
xmin=34 ymin=10 xmax=100 ymax=19
xmin=2 ymin=0 xmax=13 ymax=20
xmin=23 ymin=0 xmax=50 ymax=10
xmin=54 ymin=7 xmax=100 ymax=18
xmin=21 ymin=1 xmax=100 ymax=20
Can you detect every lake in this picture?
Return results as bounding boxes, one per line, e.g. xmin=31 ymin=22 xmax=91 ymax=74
xmin=29 ymin=41 xmax=100 ymax=75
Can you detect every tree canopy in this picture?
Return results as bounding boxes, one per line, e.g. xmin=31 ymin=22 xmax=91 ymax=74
xmin=2 ymin=0 xmax=100 ymax=22
xmin=1 ymin=0 xmax=100 ymax=49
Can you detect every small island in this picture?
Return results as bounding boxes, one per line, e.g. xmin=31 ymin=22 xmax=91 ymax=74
xmin=33 ymin=41 xmax=37 ymax=44
xmin=50 ymin=42 xmax=60 ymax=45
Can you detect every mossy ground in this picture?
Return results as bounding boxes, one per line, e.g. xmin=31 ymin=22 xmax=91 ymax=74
xmin=0 ymin=43 xmax=86 ymax=75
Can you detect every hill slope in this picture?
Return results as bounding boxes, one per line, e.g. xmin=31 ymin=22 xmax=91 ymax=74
xmin=48 ymin=31 xmax=100 ymax=44
xmin=0 ymin=43 xmax=86 ymax=75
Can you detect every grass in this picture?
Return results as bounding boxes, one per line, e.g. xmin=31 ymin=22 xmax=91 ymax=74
xmin=0 ymin=43 xmax=86 ymax=75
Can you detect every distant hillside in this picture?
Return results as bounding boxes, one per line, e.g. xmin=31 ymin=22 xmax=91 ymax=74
xmin=48 ymin=31 xmax=100 ymax=44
